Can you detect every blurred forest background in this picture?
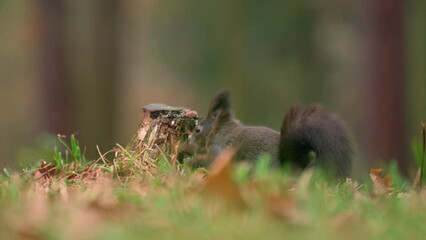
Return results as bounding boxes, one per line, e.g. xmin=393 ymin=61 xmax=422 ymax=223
xmin=0 ymin=0 xmax=424 ymax=177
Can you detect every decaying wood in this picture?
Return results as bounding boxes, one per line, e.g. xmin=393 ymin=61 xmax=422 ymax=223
xmin=115 ymin=103 xmax=198 ymax=174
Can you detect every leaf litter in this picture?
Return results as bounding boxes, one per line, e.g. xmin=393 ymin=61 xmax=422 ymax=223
xmin=2 ymin=128 xmax=426 ymax=239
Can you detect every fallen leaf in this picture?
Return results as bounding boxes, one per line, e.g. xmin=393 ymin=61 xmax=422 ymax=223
xmin=202 ymin=148 xmax=247 ymax=209
xmin=193 ymin=168 xmax=207 ymax=183
xmin=35 ymin=161 xmax=59 ymax=179
xmin=265 ymin=194 xmax=294 ymax=218
xmin=370 ymin=168 xmax=393 ymax=195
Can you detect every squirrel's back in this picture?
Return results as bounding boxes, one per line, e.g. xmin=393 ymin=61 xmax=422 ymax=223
xmin=206 ymin=120 xmax=280 ymax=165
xmin=228 ymin=125 xmax=281 ymax=164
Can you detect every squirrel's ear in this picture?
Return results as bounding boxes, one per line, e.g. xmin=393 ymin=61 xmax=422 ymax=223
xmin=207 ymin=90 xmax=230 ymax=119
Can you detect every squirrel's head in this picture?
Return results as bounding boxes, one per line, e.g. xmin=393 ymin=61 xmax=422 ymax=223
xmin=189 ymin=90 xmax=232 ymax=146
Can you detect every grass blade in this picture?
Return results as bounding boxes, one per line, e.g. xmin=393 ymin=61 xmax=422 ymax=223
xmin=421 ymin=122 xmax=426 ymax=188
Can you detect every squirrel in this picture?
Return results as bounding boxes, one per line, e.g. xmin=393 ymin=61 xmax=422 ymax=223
xmin=186 ymin=90 xmax=353 ymax=178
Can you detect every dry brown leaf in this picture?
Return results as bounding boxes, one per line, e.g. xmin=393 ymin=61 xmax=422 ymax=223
xmin=264 ymin=194 xmax=295 ymax=218
xmin=74 ymin=167 xmax=107 ymax=184
xmin=264 ymin=193 xmax=308 ymax=224
xmin=370 ymin=168 xmax=393 ymax=195
xmin=34 ymin=161 xmax=59 ymax=185
xmin=202 ymin=148 xmax=247 ymax=209
xmin=208 ymin=148 xmax=235 ymax=176
xmin=195 ymin=169 xmax=207 ymax=181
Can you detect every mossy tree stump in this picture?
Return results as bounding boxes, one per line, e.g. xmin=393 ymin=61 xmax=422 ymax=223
xmin=116 ymin=103 xmax=198 ymax=175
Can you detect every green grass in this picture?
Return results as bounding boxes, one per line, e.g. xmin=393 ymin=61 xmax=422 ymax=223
xmin=1 ymin=135 xmax=426 ymax=240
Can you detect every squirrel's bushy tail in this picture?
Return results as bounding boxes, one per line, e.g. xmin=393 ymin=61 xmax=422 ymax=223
xmin=279 ymin=105 xmax=353 ymax=178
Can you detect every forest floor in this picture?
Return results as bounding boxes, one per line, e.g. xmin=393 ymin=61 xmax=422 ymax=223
xmin=1 ymin=135 xmax=426 ymax=240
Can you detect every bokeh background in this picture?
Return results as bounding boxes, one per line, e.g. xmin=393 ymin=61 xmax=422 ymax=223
xmin=0 ymin=0 xmax=424 ymax=177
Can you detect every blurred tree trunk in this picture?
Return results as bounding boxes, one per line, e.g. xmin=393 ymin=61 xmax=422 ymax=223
xmin=71 ymin=0 xmax=121 ymax=156
xmin=92 ymin=0 xmax=120 ymax=152
xmin=38 ymin=0 xmax=73 ymax=134
xmin=407 ymin=0 xmax=426 ymax=141
xmin=365 ymin=0 xmax=408 ymax=173
xmin=38 ymin=0 xmax=121 ymax=158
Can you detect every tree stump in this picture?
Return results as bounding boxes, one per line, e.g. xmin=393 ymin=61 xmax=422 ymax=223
xmin=115 ymin=103 xmax=198 ymax=176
